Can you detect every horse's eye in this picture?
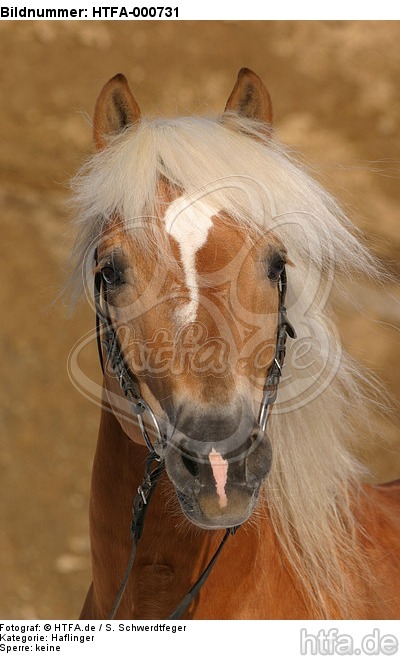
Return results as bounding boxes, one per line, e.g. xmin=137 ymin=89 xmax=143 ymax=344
xmin=267 ymin=252 xmax=286 ymax=282
xmin=101 ymin=265 xmax=124 ymax=287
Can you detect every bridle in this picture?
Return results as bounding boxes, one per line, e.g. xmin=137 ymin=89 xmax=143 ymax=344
xmin=93 ymin=250 xmax=296 ymax=619
xmin=259 ymin=267 xmax=296 ymax=431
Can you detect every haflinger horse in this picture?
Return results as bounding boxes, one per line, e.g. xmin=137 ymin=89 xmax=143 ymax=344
xmin=70 ymin=69 xmax=400 ymax=620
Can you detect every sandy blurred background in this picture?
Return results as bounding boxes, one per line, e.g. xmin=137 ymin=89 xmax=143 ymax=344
xmin=0 ymin=20 xmax=399 ymax=619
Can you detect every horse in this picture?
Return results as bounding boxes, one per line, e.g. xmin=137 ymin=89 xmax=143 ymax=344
xmin=69 ymin=68 xmax=400 ymax=619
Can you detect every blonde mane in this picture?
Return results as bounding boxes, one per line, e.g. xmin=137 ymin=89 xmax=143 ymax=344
xmin=70 ymin=114 xmax=384 ymax=617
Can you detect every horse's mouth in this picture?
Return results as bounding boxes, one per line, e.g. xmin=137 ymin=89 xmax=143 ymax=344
xmin=176 ymin=485 xmax=260 ymax=529
xmin=165 ymin=428 xmax=272 ymax=529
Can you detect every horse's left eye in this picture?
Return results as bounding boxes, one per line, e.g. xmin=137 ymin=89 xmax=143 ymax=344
xmin=267 ymin=252 xmax=286 ymax=282
xmin=101 ymin=265 xmax=124 ymax=287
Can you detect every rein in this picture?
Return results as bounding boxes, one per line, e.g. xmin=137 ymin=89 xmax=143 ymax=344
xmin=93 ymin=251 xmax=295 ymax=619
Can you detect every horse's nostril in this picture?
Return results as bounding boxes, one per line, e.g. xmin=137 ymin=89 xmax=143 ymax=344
xmin=181 ymin=454 xmax=200 ymax=478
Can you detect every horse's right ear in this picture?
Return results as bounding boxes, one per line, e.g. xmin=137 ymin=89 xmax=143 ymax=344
xmin=93 ymin=74 xmax=141 ymax=150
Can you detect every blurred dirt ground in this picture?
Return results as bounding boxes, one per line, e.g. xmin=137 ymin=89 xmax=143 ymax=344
xmin=0 ymin=20 xmax=399 ymax=619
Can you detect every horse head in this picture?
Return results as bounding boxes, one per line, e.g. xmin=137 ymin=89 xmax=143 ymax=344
xmin=91 ymin=70 xmax=293 ymax=530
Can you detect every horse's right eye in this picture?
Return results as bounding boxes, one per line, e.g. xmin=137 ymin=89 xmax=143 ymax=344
xmin=101 ymin=265 xmax=124 ymax=287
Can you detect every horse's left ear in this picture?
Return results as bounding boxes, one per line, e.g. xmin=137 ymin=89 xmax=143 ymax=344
xmin=224 ymin=68 xmax=273 ymax=125
xmin=93 ymin=73 xmax=141 ymax=150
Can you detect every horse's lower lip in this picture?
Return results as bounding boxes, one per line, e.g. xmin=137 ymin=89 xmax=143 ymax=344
xmin=193 ymin=521 xmax=240 ymax=530
xmin=176 ymin=486 xmax=258 ymax=529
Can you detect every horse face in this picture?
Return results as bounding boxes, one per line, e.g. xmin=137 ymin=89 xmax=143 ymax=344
xmin=97 ymin=199 xmax=286 ymax=529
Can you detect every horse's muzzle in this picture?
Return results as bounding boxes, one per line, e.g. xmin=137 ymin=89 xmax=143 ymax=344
xmin=164 ymin=409 xmax=272 ymax=529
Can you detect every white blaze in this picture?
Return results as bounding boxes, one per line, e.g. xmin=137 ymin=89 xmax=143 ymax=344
xmin=164 ymin=198 xmax=214 ymax=323
xmin=208 ymin=447 xmax=228 ymax=509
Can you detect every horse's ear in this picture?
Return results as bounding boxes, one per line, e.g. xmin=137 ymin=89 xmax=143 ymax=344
xmin=93 ymin=73 xmax=141 ymax=149
xmin=224 ymin=68 xmax=273 ymax=125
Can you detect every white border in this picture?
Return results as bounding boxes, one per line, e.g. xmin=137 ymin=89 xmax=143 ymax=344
xmin=0 ymin=620 xmax=399 ymax=655
xmin=1 ymin=1 xmax=399 ymax=20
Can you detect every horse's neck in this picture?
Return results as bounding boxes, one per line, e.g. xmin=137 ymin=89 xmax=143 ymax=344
xmin=85 ymin=407 xmax=310 ymax=619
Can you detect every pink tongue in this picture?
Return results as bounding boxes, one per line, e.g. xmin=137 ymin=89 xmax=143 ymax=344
xmin=208 ymin=448 xmax=228 ymax=508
